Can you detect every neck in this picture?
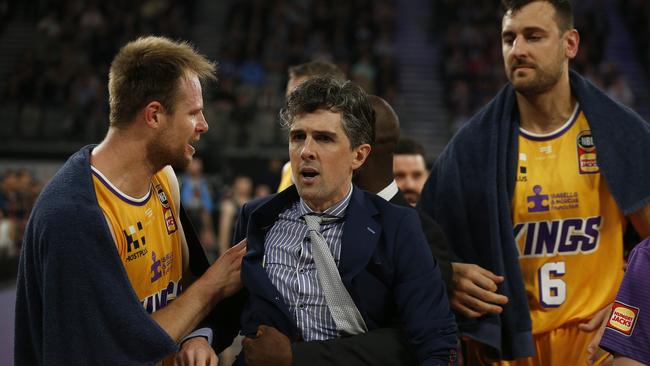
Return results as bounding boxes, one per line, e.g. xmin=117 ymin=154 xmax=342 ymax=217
xmin=91 ymin=128 xmax=159 ymax=198
xmin=516 ymin=72 xmax=576 ymax=134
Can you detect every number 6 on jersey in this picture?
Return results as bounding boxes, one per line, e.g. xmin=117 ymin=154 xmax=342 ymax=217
xmin=538 ymin=261 xmax=566 ymax=307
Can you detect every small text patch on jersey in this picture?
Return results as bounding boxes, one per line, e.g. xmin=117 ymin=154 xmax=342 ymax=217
xmin=515 ymin=216 xmax=601 ymax=257
xmin=577 ymin=130 xmax=599 ymax=174
xmin=607 ymin=301 xmax=639 ymax=336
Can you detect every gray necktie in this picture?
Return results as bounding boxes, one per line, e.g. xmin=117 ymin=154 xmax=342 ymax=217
xmin=303 ymin=214 xmax=368 ymax=336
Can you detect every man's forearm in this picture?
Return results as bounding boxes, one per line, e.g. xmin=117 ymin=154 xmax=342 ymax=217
xmin=151 ymin=275 xmax=223 ymax=342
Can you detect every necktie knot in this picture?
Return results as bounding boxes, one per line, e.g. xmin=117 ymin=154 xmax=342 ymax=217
xmin=303 ymin=214 xmax=339 ymax=232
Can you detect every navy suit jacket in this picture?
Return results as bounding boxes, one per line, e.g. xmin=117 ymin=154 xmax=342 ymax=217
xmin=214 ymin=185 xmax=457 ymax=365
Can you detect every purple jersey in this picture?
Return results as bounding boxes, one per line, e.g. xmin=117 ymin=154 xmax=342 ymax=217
xmin=600 ymin=237 xmax=650 ymax=364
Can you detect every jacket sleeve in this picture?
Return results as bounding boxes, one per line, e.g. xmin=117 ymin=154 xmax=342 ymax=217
xmin=392 ymin=209 xmax=458 ymax=365
xmin=291 ymin=328 xmax=417 ymax=366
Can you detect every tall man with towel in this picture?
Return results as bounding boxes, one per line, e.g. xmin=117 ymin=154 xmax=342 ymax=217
xmin=420 ymin=0 xmax=650 ymax=365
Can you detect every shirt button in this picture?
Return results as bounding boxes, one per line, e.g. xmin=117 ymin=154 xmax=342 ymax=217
xmin=298 ymin=303 xmax=305 ymax=309
xmin=299 ymin=268 xmax=305 ymax=274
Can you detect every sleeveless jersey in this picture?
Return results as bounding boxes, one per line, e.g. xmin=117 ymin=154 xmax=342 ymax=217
xmin=512 ymin=105 xmax=625 ymax=334
xmin=92 ymin=167 xmax=183 ymax=315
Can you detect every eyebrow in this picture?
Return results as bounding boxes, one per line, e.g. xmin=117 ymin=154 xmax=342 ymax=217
xmin=502 ymin=26 xmax=548 ymax=37
xmin=289 ymin=129 xmax=338 ymax=138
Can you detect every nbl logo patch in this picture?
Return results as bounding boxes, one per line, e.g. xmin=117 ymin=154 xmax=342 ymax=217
xmin=607 ymin=301 xmax=639 ymax=336
xmin=155 ymin=184 xmax=177 ymax=234
xmin=577 ymin=130 xmax=599 ymax=174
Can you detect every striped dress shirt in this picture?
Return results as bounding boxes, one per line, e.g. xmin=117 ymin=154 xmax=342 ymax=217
xmin=263 ymin=185 xmax=353 ymax=341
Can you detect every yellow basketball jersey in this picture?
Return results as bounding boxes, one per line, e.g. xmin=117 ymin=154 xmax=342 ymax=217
xmin=92 ymin=167 xmax=183 ymax=314
xmin=512 ymin=105 xmax=625 ymax=334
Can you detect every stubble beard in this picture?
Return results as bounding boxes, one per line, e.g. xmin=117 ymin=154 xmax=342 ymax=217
xmin=145 ymin=136 xmax=189 ymax=171
xmin=509 ymin=59 xmax=564 ymax=97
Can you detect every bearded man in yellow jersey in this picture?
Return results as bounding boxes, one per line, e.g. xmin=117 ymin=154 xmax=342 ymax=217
xmin=15 ymin=36 xmax=246 ymax=366
xmin=420 ymin=0 xmax=650 ymax=365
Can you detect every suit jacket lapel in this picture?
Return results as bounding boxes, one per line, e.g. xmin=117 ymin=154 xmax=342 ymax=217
xmin=242 ymin=187 xmax=300 ymax=323
xmin=339 ymin=187 xmax=381 ymax=285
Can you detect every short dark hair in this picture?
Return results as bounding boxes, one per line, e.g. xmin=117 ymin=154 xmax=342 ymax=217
xmin=288 ymin=60 xmax=346 ymax=83
xmin=502 ymin=0 xmax=574 ymax=32
xmin=395 ymin=138 xmax=426 ymax=157
xmin=108 ymin=36 xmax=216 ymax=127
xmin=280 ymin=77 xmax=375 ymax=148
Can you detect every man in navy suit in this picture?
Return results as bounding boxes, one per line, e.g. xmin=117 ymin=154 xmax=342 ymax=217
xmin=179 ymin=77 xmax=456 ymax=365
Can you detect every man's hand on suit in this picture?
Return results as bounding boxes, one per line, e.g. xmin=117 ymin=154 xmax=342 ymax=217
xmin=242 ymin=325 xmax=292 ymax=366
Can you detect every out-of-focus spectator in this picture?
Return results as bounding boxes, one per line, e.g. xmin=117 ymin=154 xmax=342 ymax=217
xmin=0 ymin=209 xmax=15 ymax=258
xmin=254 ymin=184 xmax=271 ymax=198
xmin=180 ymin=157 xmax=216 ymax=256
xmin=0 ymin=169 xmax=40 ymax=261
xmin=217 ymin=175 xmax=253 ymax=256
xmin=393 ymin=138 xmax=429 ymax=207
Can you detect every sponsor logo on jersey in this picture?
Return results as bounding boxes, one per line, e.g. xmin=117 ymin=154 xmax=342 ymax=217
xmin=514 ymin=216 xmax=601 ymax=257
xmin=150 ymin=250 xmax=174 ymax=283
xmin=526 ymin=186 xmax=579 ymax=213
xmin=527 ymin=185 xmax=549 ymax=212
xmin=577 ymin=130 xmax=599 ymax=174
xmin=124 ymin=221 xmax=148 ymax=261
xmin=141 ymin=280 xmax=183 ymax=314
xmin=155 ymin=184 xmax=177 ymax=234
xmin=607 ymin=301 xmax=639 ymax=336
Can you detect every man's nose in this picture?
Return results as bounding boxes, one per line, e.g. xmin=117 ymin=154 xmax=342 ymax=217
xmin=511 ymin=36 xmax=528 ymax=58
xmin=300 ymin=137 xmax=316 ymax=160
xmin=196 ymin=112 xmax=208 ymax=134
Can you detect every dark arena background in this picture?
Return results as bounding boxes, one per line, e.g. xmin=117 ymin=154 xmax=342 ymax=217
xmin=1 ymin=0 xmax=649 ymax=364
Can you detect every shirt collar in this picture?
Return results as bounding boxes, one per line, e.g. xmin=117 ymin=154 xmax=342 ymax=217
xmin=376 ymin=180 xmax=398 ymax=201
xmin=299 ymin=184 xmax=353 ymax=218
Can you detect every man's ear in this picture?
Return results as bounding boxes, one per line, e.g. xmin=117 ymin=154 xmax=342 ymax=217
xmin=351 ymin=144 xmax=372 ymax=170
xmin=143 ymin=101 xmax=164 ymax=128
xmin=565 ymin=29 xmax=580 ymax=59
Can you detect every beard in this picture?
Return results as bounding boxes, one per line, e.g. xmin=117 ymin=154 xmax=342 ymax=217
xmin=145 ymin=133 xmax=190 ymax=171
xmin=508 ymin=58 xmax=564 ymax=96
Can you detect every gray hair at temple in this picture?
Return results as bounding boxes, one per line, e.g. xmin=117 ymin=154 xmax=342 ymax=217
xmin=280 ymin=77 xmax=375 ymax=149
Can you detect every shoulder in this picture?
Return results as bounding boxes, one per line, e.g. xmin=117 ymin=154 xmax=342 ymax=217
xmin=357 ymin=189 xmax=418 ymax=223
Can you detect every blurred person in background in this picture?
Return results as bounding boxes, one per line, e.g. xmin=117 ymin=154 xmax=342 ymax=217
xmin=217 ymin=175 xmax=253 ymax=257
xmin=181 ymin=157 xmax=217 ymax=257
xmin=420 ymin=0 xmax=650 ymax=365
xmin=393 ymin=138 xmax=429 ymax=207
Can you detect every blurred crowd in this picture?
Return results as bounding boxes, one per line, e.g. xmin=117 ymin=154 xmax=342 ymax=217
xmin=620 ymin=0 xmax=650 ymax=78
xmin=0 ymin=0 xmax=397 ymax=152
xmin=200 ymin=0 xmax=398 ymax=152
xmin=0 ymin=169 xmax=41 ymax=279
xmin=432 ymin=0 xmax=638 ymax=131
xmin=1 ymin=0 xmax=195 ymax=143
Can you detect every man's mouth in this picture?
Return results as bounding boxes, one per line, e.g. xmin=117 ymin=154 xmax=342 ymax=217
xmin=513 ymin=63 xmax=535 ymax=71
xmin=300 ymin=168 xmax=320 ymax=182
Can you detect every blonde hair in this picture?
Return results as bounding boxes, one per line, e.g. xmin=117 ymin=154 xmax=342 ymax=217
xmin=108 ymin=36 xmax=216 ymax=127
